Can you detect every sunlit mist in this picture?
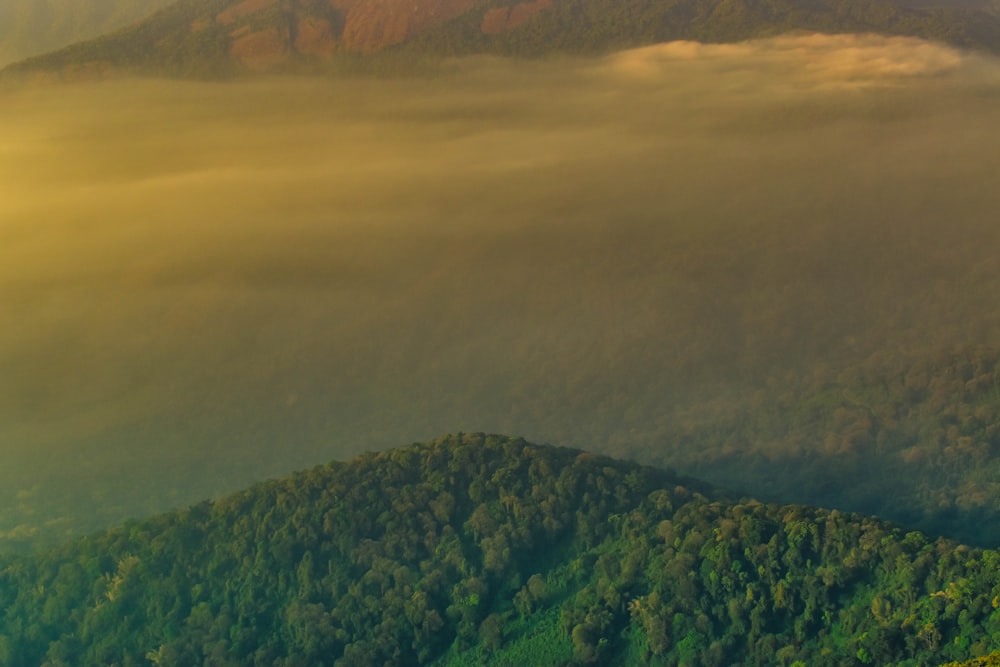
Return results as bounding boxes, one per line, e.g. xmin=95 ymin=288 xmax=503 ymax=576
xmin=2 ymin=33 xmax=1000 ymax=546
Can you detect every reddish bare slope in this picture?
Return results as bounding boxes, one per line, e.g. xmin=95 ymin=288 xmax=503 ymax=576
xmin=210 ymin=0 xmax=555 ymax=69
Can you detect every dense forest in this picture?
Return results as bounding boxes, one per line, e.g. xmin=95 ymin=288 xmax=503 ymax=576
xmin=5 ymin=434 xmax=1000 ymax=666
xmin=647 ymin=344 xmax=1000 ymax=548
xmin=942 ymin=655 xmax=1000 ymax=667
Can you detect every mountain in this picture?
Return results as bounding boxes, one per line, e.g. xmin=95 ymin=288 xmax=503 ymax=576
xmin=4 ymin=433 xmax=1000 ymax=665
xmin=0 ymin=0 xmax=174 ymax=66
xmin=3 ymin=0 xmax=1000 ymax=78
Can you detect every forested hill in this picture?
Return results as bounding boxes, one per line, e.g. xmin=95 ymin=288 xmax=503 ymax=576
xmin=4 ymin=434 xmax=1000 ymax=666
xmin=3 ymin=0 xmax=1000 ymax=79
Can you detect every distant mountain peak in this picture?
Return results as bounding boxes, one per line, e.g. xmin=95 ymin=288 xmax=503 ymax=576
xmin=3 ymin=0 xmax=999 ymax=79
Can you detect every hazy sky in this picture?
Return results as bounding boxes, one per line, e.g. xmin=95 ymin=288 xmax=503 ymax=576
xmin=0 ymin=0 xmax=174 ymax=66
xmin=2 ymin=33 xmax=1000 ymax=544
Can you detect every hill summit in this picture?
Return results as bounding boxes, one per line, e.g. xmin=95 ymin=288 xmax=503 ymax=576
xmin=5 ymin=433 xmax=1000 ymax=665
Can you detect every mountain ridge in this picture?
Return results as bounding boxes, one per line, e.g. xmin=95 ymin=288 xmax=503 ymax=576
xmin=3 ymin=0 xmax=1000 ymax=79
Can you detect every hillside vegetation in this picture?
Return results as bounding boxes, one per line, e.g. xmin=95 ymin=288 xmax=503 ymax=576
xmin=940 ymin=654 xmax=1000 ymax=667
xmin=5 ymin=434 xmax=1000 ymax=666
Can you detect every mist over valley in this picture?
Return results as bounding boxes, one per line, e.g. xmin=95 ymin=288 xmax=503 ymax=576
xmin=2 ymin=34 xmax=1000 ymax=550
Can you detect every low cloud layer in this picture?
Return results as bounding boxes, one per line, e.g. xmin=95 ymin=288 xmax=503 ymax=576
xmin=2 ymin=34 xmax=999 ymax=542
xmin=605 ymin=33 xmax=968 ymax=83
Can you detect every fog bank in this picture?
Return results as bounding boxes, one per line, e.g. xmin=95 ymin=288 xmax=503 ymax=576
xmin=2 ymin=34 xmax=1000 ymax=545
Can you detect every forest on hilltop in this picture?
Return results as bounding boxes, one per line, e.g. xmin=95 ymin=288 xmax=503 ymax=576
xmin=5 ymin=434 xmax=1000 ymax=666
